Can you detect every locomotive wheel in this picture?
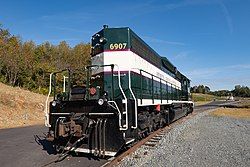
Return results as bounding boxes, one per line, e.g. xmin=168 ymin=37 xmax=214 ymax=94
xmin=137 ymin=128 xmax=144 ymax=140
xmin=159 ymin=117 xmax=166 ymax=128
xmin=152 ymin=121 xmax=157 ymax=131
xmin=190 ymin=106 xmax=194 ymax=113
xmin=148 ymin=122 xmax=153 ymax=133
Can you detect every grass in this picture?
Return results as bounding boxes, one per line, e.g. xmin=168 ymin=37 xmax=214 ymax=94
xmin=195 ymin=101 xmax=211 ymax=106
xmin=191 ymin=93 xmax=226 ymax=102
xmin=210 ymin=108 xmax=250 ymax=120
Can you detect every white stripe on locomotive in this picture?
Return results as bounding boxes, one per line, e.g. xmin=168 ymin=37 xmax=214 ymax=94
xmin=91 ymin=50 xmax=181 ymax=89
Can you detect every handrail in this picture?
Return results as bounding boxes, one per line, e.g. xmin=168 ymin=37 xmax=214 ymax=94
xmin=107 ymin=101 xmax=122 ymax=129
xmin=44 ymin=69 xmax=70 ymax=127
xmin=113 ymin=64 xmax=128 ymax=130
xmin=129 ymin=70 xmax=138 ymax=129
xmin=87 ymin=64 xmax=128 ymax=130
xmin=138 ymin=68 xmax=181 ymax=90
xmin=63 ymin=76 xmax=68 ymax=92
xmin=130 ymin=68 xmax=182 ymax=105
xmin=44 ymin=73 xmax=53 ymax=127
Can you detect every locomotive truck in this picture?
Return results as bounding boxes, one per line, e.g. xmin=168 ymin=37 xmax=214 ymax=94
xmin=44 ymin=25 xmax=194 ymax=157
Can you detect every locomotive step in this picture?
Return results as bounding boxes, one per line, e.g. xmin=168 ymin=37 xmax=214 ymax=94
xmin=125 ymin=138 xmax=135 ymax=145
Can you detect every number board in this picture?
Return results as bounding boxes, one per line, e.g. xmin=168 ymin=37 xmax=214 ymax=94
xmin=109 ymin=43 xmax=127 ymax=50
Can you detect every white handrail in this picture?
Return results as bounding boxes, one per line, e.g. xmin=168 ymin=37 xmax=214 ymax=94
xmin=129 ymin=70 xmax=138 ymax=129
xmin=63 ymin=76 xmax=68 ymax=92
xmin=113 ymin=64 xmax=128 ymax=130
xmin=107 ymin=101 xmax=122 ymax=129
xmin=44 ymin=73 xmax=53 ymax=127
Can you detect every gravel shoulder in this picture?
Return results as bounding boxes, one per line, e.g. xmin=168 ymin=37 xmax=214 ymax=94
xmin=117 ymin=109 xmax=250 ymax=167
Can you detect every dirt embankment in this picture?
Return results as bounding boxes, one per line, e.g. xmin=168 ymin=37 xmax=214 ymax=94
xmin=0 ymin=83 xmax=48 ymax=129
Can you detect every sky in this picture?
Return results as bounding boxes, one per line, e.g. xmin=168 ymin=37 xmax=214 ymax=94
xmin=0 ymin=0 xmax=249 ymax=91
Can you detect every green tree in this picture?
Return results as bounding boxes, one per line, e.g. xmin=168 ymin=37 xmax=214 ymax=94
xmin=0 ymin=25 xmax=11 ymax=81
xmin=1 ymin=35 xmax=22 ymax=86
xmin=19 ymin=41 xmax=36 ymax=88
xmin=0 ymin=23 xmax=91 ymax=94
xmin=55 ymin=41 xmax=71 ymax=70
xmin=71 ymin=43 xmax=91 ymax=85
xmin=33 ymin=42 xmax=57 ymax=93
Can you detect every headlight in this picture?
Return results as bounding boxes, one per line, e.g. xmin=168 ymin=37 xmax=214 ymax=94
xmin=52 ymin=101 xmax=57 ymax=107
xmin=99 ymin=37 xmax=107 ymax=44
xmin=98 ymin=98 xmax=104 ymax=105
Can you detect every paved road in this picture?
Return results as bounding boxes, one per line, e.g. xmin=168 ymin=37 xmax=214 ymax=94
xmin=0 ymin=101 xmax=229 ymax=167
xmin=0 ymin=125 xmax=108 ymax=167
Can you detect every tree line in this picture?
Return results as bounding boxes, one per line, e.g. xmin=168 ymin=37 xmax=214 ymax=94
xmin=232 ymin=85 xmax=250 ymax=97
xmin=191 ymin=84 xmax=250 ymax=97
xmin=0 ymin=24 xmax=91 ymax=94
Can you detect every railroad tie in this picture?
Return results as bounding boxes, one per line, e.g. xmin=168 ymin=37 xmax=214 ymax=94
xmin=144 ymin=142 xmax=157 ymax=147
xmin=149 ymin=139 xmax=160 ymax=143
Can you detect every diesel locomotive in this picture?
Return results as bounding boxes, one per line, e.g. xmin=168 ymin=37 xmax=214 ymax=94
xmin=45 ymin=25 xmax=194 ymax=157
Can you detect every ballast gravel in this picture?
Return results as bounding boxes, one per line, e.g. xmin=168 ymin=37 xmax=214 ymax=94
xmin=117 ymin=110 xmax=250 ymax=167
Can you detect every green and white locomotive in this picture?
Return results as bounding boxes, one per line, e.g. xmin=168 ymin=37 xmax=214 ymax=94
xmin=45 ymin=25 xmax=194 ymax=157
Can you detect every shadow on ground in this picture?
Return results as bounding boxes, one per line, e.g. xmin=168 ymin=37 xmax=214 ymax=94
xmin=34 ymin=134 xmax=104 ymax=161
xmin=34 ymin=134 xmax=57 ymax=155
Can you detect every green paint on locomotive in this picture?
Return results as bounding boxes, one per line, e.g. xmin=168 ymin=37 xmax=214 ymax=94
xmin=92 ymin=72 xmax=186 ymax=102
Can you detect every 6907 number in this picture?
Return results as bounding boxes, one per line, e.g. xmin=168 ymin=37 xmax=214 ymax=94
xmin=109 ymin=43 xmax=127 ymax=50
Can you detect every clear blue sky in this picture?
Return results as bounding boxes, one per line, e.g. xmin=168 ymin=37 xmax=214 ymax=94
xmin=0 ymin=0 xmax=249 ymax=91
